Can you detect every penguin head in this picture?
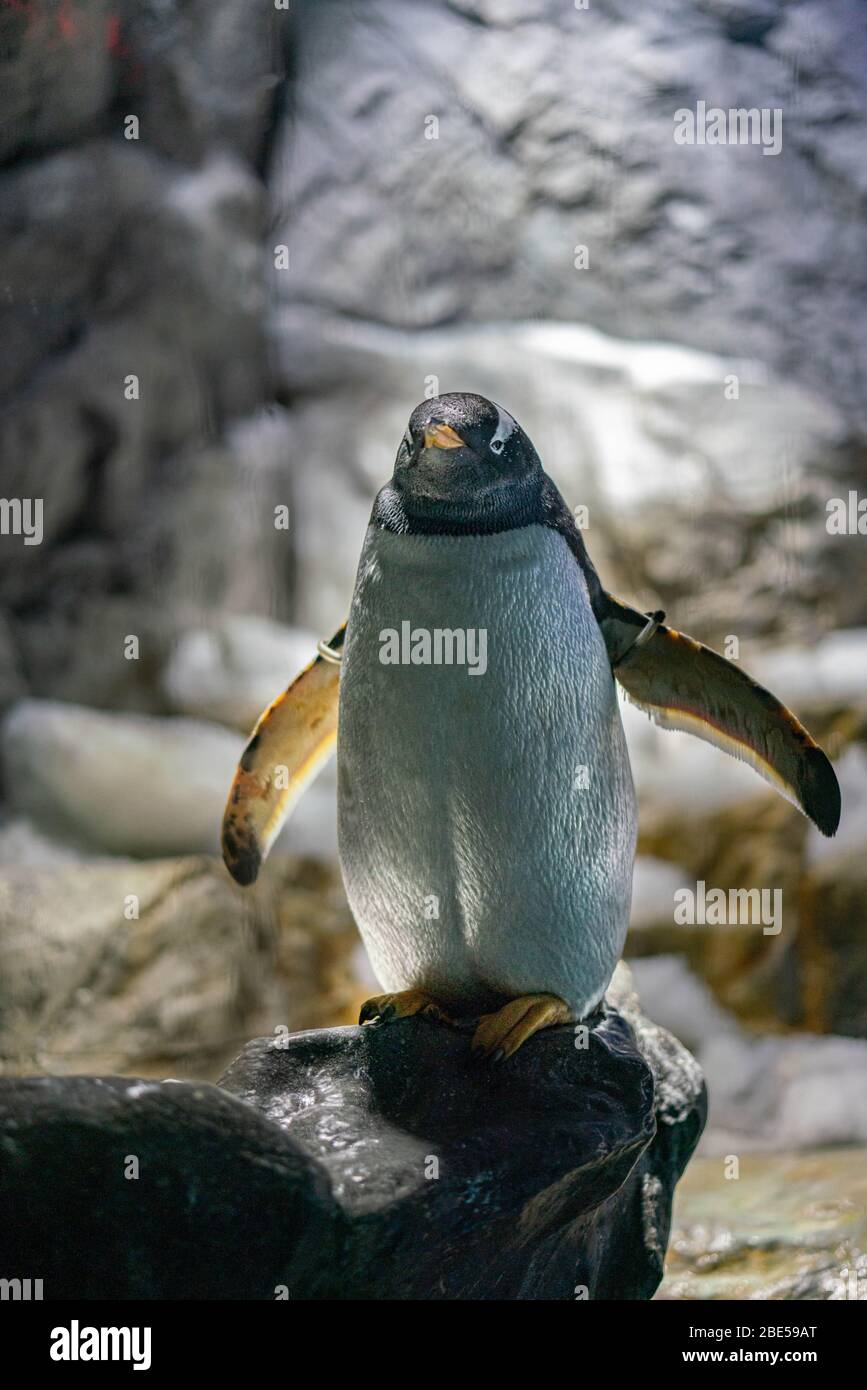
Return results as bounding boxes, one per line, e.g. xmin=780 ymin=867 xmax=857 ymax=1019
xmin=391 ymin=393 xmax=541 ymax=522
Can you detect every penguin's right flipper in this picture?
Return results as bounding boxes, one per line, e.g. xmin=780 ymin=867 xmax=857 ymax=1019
xmin=599 ymin=595 xmax=841 ymax=837
xmin=221 ymin=623 xmax=345 ymax=885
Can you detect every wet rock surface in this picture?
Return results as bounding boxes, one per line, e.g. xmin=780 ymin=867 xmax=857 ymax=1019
xmin=0 ymin=990 xmax=705 ymax=1300
xmin=660 ymin=1147 xmax=867 ymax=1300
xmin=0 ymin=1074 xmax=338 ymax=1302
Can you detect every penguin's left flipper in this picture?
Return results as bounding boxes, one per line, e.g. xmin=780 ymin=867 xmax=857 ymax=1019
xmin=599 ymin=595 xmax=841 ymax=837
xmin=471 ymin=994 xmax=573 ymax=1063
xmin=221 ymin=623 xmax=345 ymax=886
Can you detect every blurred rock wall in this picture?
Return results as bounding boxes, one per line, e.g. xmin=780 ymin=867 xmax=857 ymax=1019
xmin=0 ymin=0 xmax=294 ymax=713
xmin=277 ymin=0 xmax=867 ymax=411
xmin=272 ymin=0 xmax=867 ymax=642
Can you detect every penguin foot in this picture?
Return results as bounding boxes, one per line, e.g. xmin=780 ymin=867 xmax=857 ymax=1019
xmin=471 ymin=993 xmax=572 ymax=1063
xmin=359 ymin=988 xmax=455 ymax=1026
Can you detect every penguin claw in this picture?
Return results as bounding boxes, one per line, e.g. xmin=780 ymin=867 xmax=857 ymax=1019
xmin=358 ymin=989 xmax=453 ymax=1027
xmin=470 ymin=994 xmax=573 ymax=1062
xmin=359 ymin=998 xmax=395 ymax=1025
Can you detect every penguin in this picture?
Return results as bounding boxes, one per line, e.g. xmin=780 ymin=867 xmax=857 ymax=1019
xmin=222 ymin=392 xmax=841 ymax=1061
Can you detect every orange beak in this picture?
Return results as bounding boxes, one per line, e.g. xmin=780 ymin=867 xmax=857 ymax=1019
xmin=423 ymin=422 xmax=465 ymax=450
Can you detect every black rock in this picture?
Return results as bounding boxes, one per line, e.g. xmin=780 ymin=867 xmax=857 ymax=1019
xmin=0 ymin=984 xmax=705 ymax=1300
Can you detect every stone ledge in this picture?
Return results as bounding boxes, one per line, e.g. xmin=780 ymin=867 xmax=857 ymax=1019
xmin=0 ymin=993 xmax=705 ymax=1299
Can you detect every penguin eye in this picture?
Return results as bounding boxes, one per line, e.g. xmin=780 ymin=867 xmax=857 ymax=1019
xmin=490 ymin=437 xmax=505 ymax=455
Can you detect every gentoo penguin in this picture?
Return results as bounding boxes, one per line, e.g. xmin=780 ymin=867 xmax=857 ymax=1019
xmin=222 ymin=393 xmax=840 ymax=1060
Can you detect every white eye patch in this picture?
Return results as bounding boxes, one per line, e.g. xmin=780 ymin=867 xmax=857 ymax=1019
xmin=489 ymin=407 xmax=516 ymax=455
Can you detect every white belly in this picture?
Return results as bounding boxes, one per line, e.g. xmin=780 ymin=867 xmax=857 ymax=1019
xmin=337 ymin=523 xmax=637 ymax=1018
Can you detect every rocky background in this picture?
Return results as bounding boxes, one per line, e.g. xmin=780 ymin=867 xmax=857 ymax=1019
xmin=0 ymin=0 xmax=865 ymax=1299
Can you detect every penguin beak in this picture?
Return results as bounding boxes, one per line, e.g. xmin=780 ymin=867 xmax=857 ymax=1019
xmin=423 ymin=422 xmax=465 ymax=450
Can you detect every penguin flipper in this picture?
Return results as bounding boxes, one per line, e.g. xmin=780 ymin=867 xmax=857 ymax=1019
xmin=221 ymin=624 xmax=345 ymax=885
xmin=599 ymin=596 xmax=841 ymax=837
